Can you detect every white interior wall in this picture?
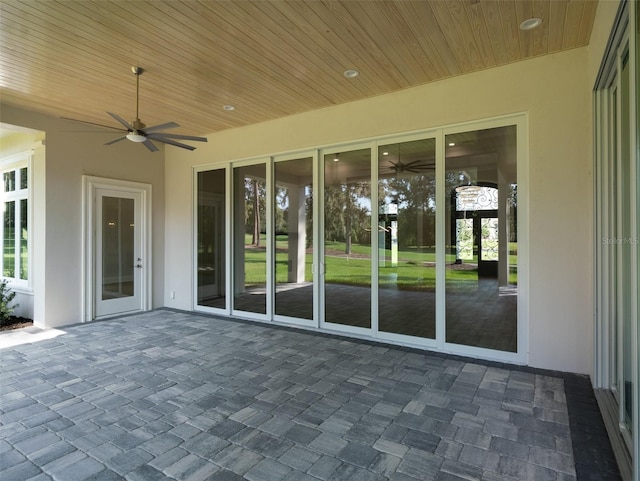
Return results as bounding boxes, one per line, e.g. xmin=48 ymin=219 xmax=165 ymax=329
xmin=0 ymin=105 xmax=166 ymax=328
xmin=166 ymin=47 xmax=594 ymax=374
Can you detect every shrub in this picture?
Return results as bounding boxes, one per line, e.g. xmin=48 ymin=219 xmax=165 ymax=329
xmin=0 ymin=280 xmax=18 ymax=327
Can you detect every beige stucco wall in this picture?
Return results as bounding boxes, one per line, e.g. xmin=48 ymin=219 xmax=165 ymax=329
xmin=165 ymin=46 xmax=594 ymax=374
xmin=0 ymin=105 xmax=166 ymax=328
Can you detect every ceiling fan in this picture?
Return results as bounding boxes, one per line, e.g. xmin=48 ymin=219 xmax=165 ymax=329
xmin=383 ymin=159 xmax=434 ymax=174
xmin=62 ymin=66 xmax=207 ymax=152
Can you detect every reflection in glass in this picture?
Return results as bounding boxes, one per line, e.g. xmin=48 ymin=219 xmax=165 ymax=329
xmin=619 ymin=53 xmax=633 ymax=434
xmin=20 ymin=168 xmax=28 ymax=190
xmin=445 ymin=126 xmax=517 ymax=352
xmin=102 ymin=197 xmax=134 ymax=300
xmin=233 ymin=164 xmax=267 ymax=314
xmin=324 ymin=149 xmax=371 ymax=328
xmin=274 ymin=157 xmax=314 ymax=320
xmin=197 ymin=169 xmax=226 ymax=308
xmin=3 ymin=201 xmax=15 ymax=278
xmin=378 ymin=139 xmax=436 ymax=338
xmin=20 ymin=199 xmax=27 ymax=280
xmin=4 ymin=171 xmax=15 ymax=192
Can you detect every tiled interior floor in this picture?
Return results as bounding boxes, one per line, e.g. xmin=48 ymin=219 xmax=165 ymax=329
xmin=0 ymin=310 xmax=619 ymax=481
xmin=206 ymin=278 xmax=517 ymax=352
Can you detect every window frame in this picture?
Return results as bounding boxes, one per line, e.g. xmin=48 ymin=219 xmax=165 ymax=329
xmin=0 ymin=152 xmax=32 ymax=290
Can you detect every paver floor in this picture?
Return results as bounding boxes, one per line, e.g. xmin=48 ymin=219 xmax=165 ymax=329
xmin=0 ymin=310 xmax=619 ymax=481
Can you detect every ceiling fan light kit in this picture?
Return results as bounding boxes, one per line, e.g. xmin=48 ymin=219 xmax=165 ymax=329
xmin=63 ymin=66 xmax=207 ymax=152
xmin=126 ymin=133 xmax=147 ymax=143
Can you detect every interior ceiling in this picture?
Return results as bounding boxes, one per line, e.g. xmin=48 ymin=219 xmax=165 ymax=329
xmin=0 ymin=0 xmax=598 ymax=138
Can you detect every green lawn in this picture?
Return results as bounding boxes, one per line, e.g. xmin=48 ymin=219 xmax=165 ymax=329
xmin=242 ymin=237 xmax=517 ymax=288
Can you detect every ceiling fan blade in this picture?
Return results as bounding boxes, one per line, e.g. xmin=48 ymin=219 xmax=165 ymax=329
xmin=409 ymin=164 xmax=435 ymax=169
xmin=60 ymin=116 xmax=127 ymax=131
xmin=142 ymin=122 xmax=179 ymax=134
xmin=151 ymin=136 xmax=197 ymax=151
xmin=404 ymin=159 xmax=429 ymax=167
xmin=107 ymin=111 xmax=134 ymax=130
xmin=142 ymin=139 xmax=159 ymax=152
xmin=147 ymin=132 xmax=207 ymax=142
xmin=104 ymin=136 xmax=127 ymax=145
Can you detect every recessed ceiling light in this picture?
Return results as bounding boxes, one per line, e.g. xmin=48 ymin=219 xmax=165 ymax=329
xmin=448 ymin=142 xmax=456 ymax=147
xmin=333 ymin=156 xmax=339 ymax=162
xmin=343 ymin=69 xmax=360 ymax=79
xmin=223 ymin=105 xmax=236 ymax=111
xmin=382 ymin=151 xmax=389 ymax=156
xmin=519 ymin=17 xmax=542 ymax=30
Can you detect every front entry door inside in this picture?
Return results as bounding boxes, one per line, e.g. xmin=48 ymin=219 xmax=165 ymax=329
xmin=95 ymin=188 xmax=144 ymax=318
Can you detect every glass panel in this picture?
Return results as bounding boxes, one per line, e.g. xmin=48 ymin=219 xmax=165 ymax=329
xmin=609 ymin=86 xmax=619 ymax=392
xmin=20 ymin=167 xmax=28 ymax=190
xmin=377 ymin=138 xmax=436 ymax=338
xmin=101 ymin=196 xmax=135 ymax=300
xmin=445 ymin=126 xmax=518 ymax=352
xmin=324 ymin=149 xmax=371 ymax=328
xmin=197 ymin=169 xmax=226 ymax=308
xmin=20 ymin=199 xmax=27 ymax=280
xmin=619 ymin=52 xmax=633 ymax=434
xmin=3 ymin=201 xmax=15 ymax=278
xmin=456 ymin=219 xmax=473 ymax=260
xmin=4 ymin=171 xmax=15 ymax=192
xmin=233 ymin=164 xmax=267 ymax=314
xmin=481 ymin=218 xmax=499 ymax=261
xmin=274 ymin=157 xmax=314 ymax=320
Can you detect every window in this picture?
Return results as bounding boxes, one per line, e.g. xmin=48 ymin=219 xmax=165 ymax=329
xmin=593 ymin=1 xmax=639 ymax=478
xmin=1 ymin=162 xmax=29 ymax=284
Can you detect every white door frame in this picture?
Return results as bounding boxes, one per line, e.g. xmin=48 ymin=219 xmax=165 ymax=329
xmin=82 ymin=176 xmax=152 ymax=322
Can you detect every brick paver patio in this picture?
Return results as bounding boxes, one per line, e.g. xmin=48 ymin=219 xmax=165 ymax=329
xmin=0 ymin=310 xmax=619 ymax=480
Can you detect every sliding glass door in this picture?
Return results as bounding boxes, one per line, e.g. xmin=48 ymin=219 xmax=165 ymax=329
xmin=593 ymin=2 xmax=639 ymax=477
xmin=232 ymin=163 xmax=268 ymax=316
xmin=196 ymin=169 xmax=226 ymax=309
xmin=322 ymin=147 xmax=372 ymax=331
xmin=377 ymin=138 xmax=436 ymax=339
xmin=444 ymin=125 xmax=518 ymax=352
xmin=273 ymin=155 xmax=315 ymax=322
xmin=194 ymin=116 xmax=526 ymax=363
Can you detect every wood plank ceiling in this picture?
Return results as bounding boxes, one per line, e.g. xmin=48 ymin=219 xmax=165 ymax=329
xmin=0 ymin=0 xmax=598 ymax=137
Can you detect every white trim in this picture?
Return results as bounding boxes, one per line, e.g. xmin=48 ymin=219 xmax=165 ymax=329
xmin=82 ymin=176 xmax=152 ymax=322
xmin=0 ymin=151 xmax=32 ymax=289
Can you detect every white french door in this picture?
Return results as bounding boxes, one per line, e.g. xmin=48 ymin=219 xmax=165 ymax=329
xmin=84 ymin=177 xmax=151 ymax=320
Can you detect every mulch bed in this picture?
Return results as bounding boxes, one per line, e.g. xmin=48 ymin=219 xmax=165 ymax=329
xmin=0 ymin=317 xmax=34 ymax=332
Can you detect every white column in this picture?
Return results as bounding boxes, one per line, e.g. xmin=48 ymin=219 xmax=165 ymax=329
xmin=287 ymin=185 xmax=306 ymax=283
